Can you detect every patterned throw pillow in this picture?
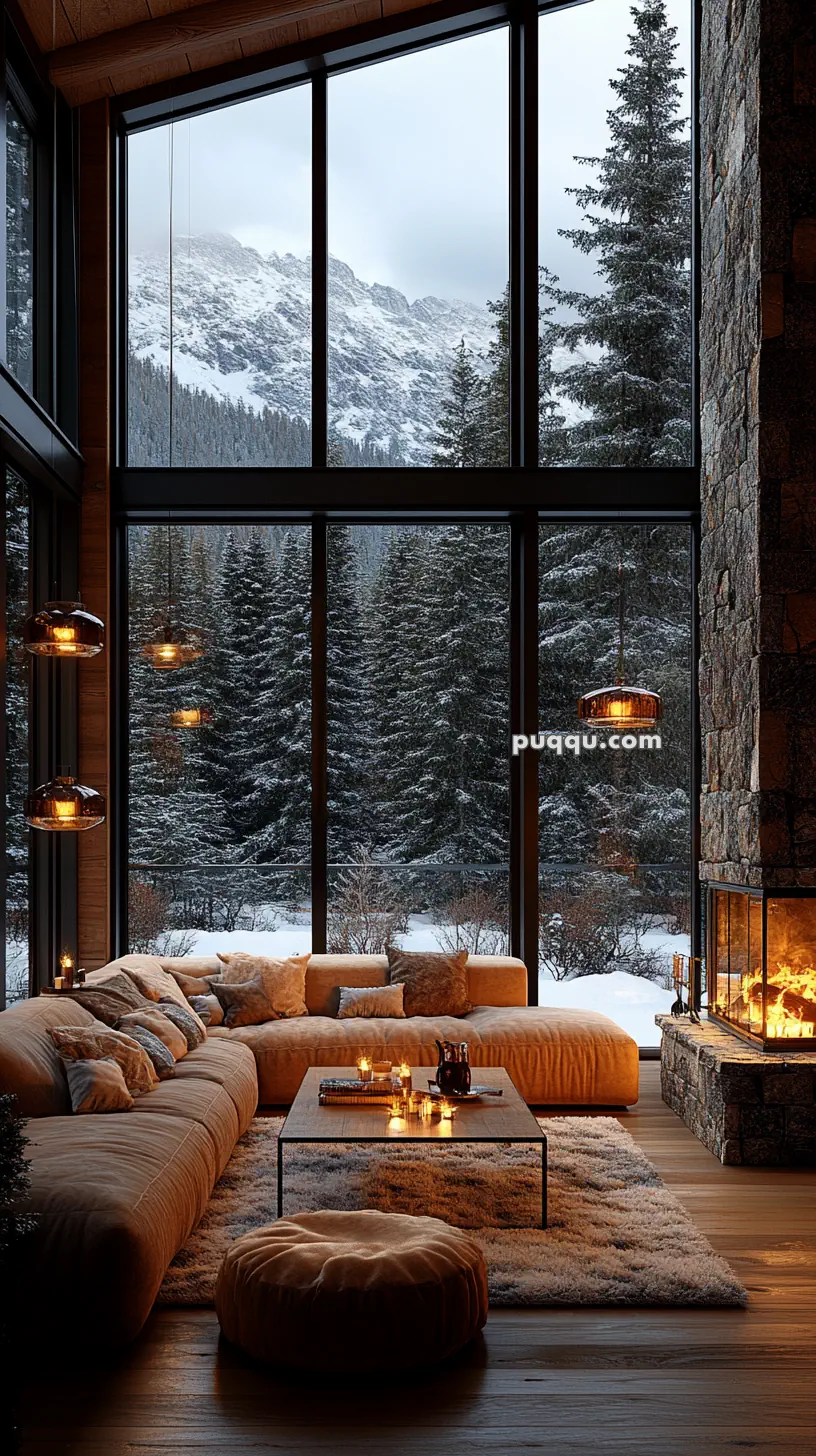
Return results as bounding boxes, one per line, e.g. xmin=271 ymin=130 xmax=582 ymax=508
xmin=158 ymin=998 xmax=207 ymax=1050
xmin=189 ymin=993 xmax=224 ymax=1027
xmin=41 ymin=970 xmax=152 ymax=1027
xmin=386 ymin=948 xmax=472 ymax=1018
xmin=122 ymin=965 xmax=208 ymax=1036
xmin=121 ymin=1025 xmax=176 ymax=1080
xmin=50 ymin=1026 xmax=159 ymax=1097
xmin=337 ymin=984 xmax=406 ymax=1019
xmin=212 ymin=975 xmax=280 ymax=1029
xmin=217 ymin=953 xmax=310 ymax=1019
xmin=65 ymin=1057 xmax=134 ymax=1113
xmin=116 ymin=1009 xmax=188 ymax=1060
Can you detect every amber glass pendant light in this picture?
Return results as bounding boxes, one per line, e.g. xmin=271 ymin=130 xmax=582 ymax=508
xmin=142 ymin=526 xmax=203 ymax=670
xmin=25 ymin=772 xmax=106 ymax=831
xmin=170 ymin=707 xmax=212 ymax=728
xmin=24 ymin=599 xmax=104 ymax=658
xmin=577 ymin=541 xmax=662 ymax=731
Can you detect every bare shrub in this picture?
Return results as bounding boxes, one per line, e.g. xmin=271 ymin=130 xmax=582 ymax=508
xmin=129 ymin=880 xmax=196 ymax=958
xmin=434 ymin=882 xmax=508 ymax=955
xmin=327 ymin=849 xmax=409 ymax=955
xmin=539 ymin=873 xmax=664 ymax=983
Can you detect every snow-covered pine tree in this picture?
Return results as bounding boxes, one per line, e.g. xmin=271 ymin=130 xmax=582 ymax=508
xmin=401 ymin=525 xmax=510 ymax=868
xmin=327 ymin=526 xmax=371 ymax=861
xmin=365 ymin=529 xmax=433 ymax=863
xmin=547 ymin=0 xmax=691 ymax=465
xmin=538 ymin=267 xmax=570 ymax=466
xmin=479 ymin=286 xmax=510 ymax=466
xmin=430 ymin=339 xmax=483 ymax=467
xmin=246 ymin=528 xmax=312 ymax=887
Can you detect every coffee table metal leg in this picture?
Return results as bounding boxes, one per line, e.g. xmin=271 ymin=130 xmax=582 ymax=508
xmin=277 ymin=1138 xmax=284 ymax=1218
xmin=540 ymin=1140 xmax=547 ymax=1229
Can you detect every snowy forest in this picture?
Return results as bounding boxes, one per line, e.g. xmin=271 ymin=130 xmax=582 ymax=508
xmin=3 ymin=471 xmax=30 ymax=1005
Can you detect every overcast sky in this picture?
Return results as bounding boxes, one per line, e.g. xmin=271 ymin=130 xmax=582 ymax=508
xmin=129 ymin=0 xmax=691 ymax=308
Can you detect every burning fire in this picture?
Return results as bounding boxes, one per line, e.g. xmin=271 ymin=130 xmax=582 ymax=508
xmin=740 ymin=962 xmax=816 ymax=1039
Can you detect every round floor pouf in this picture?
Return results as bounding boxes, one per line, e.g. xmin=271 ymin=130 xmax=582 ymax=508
xmin=215 ymin=1208 xmax=489 ymax=1372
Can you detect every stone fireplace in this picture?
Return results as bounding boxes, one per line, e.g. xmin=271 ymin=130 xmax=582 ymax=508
xmin=659 ymin=0 xmax=816 ymax=1164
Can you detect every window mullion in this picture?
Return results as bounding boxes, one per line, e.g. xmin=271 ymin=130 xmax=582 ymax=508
xmin=311 ymin=75 xmax=328 ymax=471
xmin=311 ymin=515 xmax=328 ymax=953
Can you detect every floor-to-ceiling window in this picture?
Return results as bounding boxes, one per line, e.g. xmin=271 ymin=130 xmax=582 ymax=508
xmin=118 ymin=0 xmax=696 ymax=1047
xmin=1 ymin=467 xmax=31 ymax=1006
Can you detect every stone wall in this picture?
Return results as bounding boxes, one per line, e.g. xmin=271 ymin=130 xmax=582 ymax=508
xmin=699 ymin=0 xmax=816 ymax=889
xmin=658 ymin=1016 xmax=816 ymax=1164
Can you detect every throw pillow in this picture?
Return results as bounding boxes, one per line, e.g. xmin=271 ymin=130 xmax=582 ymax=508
xmin=158 ymin=999 xmax=206 ymax=1050
xmin=49 ymin=1026 xmax=159 ymax=1097
xmin=216 ymin=952 xmax=310 ymax=1018
xmin=121 ymin=1025 xmax=176 ymax=1080
xmin=122 ymin=965 xmax=208 ymax=1036
xmin=337 ymin=984 xmax=406 ymax=1019
xmin=116 ymin=1009 xmax=188 ymax=1061
xmin=41 ymin=970 xmax=152 ymax=1027
xmin=189 ymin=993 xmax=223 ymax=1027
xmin=386 ymin=948 xmax=472 ymax=1018
xmin=65 ymin=1057 xmax=134 ymax=1113
xmin=167 ymin=967 xmax=221 ymax=998
xmin=212 ymin=975 xmax=280 ymax=1029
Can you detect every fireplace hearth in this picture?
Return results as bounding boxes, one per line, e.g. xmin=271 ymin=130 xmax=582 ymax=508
xmin=707 ymin=886 xmax=816 ymax=1051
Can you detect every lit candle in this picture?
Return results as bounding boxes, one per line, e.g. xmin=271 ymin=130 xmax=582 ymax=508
xmin=357 ymin=1054 xmax=372 ymax=1082
xmin=389 ymin=1092 xmax=404 ymax=1118
xmin=399 ymin=1061 xmax=412 ymax=1097
xmin=54 ymin=976 xmax=64 ymax=991
xmin=58 ymin=952 xmax=74 ymax=990
xmin=439 ymin=1099 xmax=456 ymax=1121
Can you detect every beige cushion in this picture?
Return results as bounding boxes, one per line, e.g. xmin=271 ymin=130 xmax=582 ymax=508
xmin=49 ymin=1025 xmax=160 ymax=1097
xmin=41 ymin=971 xmax=152 ymax=1027
xmin=189 ymin=993 xmax=224 ymax=1026
xmin=212 ymin=976 xmax=279 ymax=1029
xmin=65 ymin=1058 xmax=134 ymax=1113
xmin=337 ymin=983 xmax=405 ymax=1019
xmin=167 ymin=967 xmax=221 ymax=998
xmin=217 ymin=953 xmax=310 ymax=1017
xmin=116 ymin=1009 xmax=188 ymax=1060
xmin=118 ymin=964 xmax=208 ymax=1037
xmin=211 ymin=1005 xmax=639 ymax=1107
xmin=215 ymin=1210 xmax=488 ymax=1371
xmin=0 ymin=995 xmax=97 ymax=1117
xmin=387 ymin=948 xmax=471 ymax=1017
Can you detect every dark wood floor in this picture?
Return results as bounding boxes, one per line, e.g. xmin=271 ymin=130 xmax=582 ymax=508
xmin=19 ymin=1063 xmax=816 ymax=1455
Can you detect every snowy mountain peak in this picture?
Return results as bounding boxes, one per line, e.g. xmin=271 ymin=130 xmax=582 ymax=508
xmin=129 ymin=231 xmax=497 ymax=461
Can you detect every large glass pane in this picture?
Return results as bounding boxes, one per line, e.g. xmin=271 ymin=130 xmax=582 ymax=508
xmin=127 ymin=87 xmax=311 ymax=466
xmin=127 ymin=524 xmax=311 ymax=953
xmin=3 ymin=468 xmax=30 ymax=1005
xmin=327 ymin=524 xmax=510 ymax=951
xmin=328 ymin=32 xmax=509 ymax=467
xmin=6 ymin=98 xmax=35 ymax=396
xmin=538 ymin=522 xmax=692 ymax=1045
xmin=538 ymin=0 xmax=692 ymax=466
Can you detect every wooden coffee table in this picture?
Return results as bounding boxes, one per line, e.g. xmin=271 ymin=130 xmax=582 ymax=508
xmin=277 ymin=1065 xmax=547 ymax=1228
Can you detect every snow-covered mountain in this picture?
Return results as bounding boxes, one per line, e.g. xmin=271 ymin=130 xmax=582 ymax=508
xmin=128 ymin=232 xmax=499 ymax=463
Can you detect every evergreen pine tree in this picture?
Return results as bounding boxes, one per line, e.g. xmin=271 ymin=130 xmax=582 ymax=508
xmin=480 ymin=286 xmax=510 ymax=466
xmin=547 ymin=0 xmax=691 ymax=465
xmin=327 ymin=526 xmax=371 ymax=862
xmin=430 ymin=339 xmax=483 ymax=467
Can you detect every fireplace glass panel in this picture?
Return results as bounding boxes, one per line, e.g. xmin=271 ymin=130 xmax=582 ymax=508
xmin=707 ymin=886 xmax=816 ymax=1048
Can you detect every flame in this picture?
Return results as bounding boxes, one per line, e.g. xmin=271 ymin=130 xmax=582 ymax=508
xmin=739 ymin=961 xmax=816 ymax=1039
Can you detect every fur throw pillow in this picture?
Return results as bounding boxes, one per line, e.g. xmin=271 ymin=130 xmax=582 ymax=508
xmin=116 ymin=1009 xmax=188 ymax=1060
xmin=50 ymin=1025 xmax=159 ymax=1097
xmin=217 ymin=953 xmax=310 ymax=1018
xmin=337 ymin=984 xmax=406 ymax=1019
xmin=386 ymin=948 xmax=472 ymax=1018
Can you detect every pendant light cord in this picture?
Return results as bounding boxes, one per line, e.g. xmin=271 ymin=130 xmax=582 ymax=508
xmin=616 ymin=541 xmax=625 ymax=687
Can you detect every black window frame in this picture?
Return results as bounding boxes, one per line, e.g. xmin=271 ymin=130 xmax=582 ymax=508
xmin=111 ymin=0 xmax=701 ymax=1028
xmin=0 ymin=5 xmax=81 ymax=1000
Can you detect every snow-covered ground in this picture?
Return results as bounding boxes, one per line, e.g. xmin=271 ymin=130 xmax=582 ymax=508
xmin=183 ymin=912 xmax=686 ymax=1047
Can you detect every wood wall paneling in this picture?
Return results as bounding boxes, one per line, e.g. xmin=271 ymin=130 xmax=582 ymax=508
xmin=77 ymin=100 xmax=111 ymax=971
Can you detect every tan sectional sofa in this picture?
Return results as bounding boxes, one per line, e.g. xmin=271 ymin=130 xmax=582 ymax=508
xmin=158 ymin=950 xmax=640 ymax=1107
xmin=0 ymin=949 xmax=637 ymax=1348
xmin=0 ymin=987 xmax=257 ymax=1345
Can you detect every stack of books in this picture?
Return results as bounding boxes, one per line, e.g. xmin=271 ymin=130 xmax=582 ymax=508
xmin=318 ymin=1077 xmax=395 ymax=1106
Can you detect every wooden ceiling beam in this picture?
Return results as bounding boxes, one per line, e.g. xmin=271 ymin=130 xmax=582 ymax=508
xmin=47 ymin=0 xmax=363 ymax=100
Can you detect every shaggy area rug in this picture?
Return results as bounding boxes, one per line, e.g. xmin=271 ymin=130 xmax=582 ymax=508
xmin=157 ymin=1116 xmax=746 ymax=1309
